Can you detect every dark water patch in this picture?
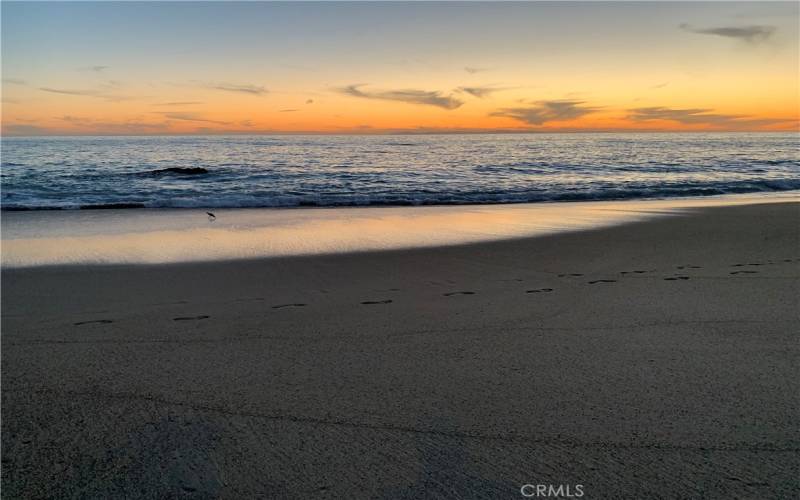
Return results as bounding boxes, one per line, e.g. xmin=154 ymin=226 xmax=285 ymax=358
xmin=142 ymin=167 xmax=209 ymax=176
xmin=74 ymin=319 xmax=114 ymax=326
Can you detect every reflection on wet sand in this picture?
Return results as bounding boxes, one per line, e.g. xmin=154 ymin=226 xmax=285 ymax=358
xmin=2 ymin=193 xmax=797 ymax=267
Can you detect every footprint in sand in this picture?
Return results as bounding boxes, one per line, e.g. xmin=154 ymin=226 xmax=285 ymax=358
xmin=74 ymin=319 xmax=113 ymax=326
xmin=173 ymin=315 xmax=209 ymax=321
xmin=443 ymin=291 xmax=475 ymax=296
xmin=526 ymin=288 xmax=553 ymax=293
xmin=272 ymin=303 xmax=306 ymax=309
xmin=664 ymin=276 xmax=690 ymax=281
xmin=588 ymin=280 xmax=616 ymax=285
xmin=361 ymin=299 xmax=393 ymax=305
xmin=730 ymin=271 xmax=758 ymax=275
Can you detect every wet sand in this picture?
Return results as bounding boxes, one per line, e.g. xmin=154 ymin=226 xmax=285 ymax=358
xmin=2 ymin=202 xmax=799 ymax=498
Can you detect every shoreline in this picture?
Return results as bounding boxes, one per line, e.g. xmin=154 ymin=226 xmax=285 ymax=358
xmin=3 ymin=192 xmax=799 ymax=268
xmin=3 ymin=199 xmax=799 ymax=273
xmin=2 ymin=188 xmax=799 ymax=212
xmin=3 ymin=201 xmax=799 ymax=497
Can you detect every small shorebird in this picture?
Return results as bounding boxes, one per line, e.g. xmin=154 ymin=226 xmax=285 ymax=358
xmin=206 ymin=211 xmax=216 ymax=221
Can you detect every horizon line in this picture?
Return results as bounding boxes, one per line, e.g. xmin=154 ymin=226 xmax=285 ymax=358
xmin=3 ymin=129 xmax=798 ymax=138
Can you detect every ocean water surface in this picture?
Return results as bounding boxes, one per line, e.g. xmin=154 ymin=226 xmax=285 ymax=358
xmin=2 ymin=133 xmax=798 ymax=210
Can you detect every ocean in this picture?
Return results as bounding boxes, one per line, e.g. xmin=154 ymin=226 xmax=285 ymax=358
xmin=1 ymin=133 xmax=799 ymax=210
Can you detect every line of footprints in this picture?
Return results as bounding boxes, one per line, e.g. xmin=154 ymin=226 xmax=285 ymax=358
xmin=73 ymin=257 xmax=798 ymax=325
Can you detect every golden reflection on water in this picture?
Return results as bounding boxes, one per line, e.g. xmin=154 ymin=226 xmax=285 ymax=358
xmin=2 ymin=194 xmax=797 ymax=267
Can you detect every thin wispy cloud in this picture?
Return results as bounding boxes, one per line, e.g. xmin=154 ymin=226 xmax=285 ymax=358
xmin=628 ymin=106 xmax=788 ymax=127
xmin=39 ymin=87 xmax=131 ymax=102
xmin=337 ymin=84 xmax=463 ymax=110
xmin=156 ymin=111 xmax=230 ymax=125
xmin=279 ymin=109 xmax=298 ymax=113
xmin=56 ymin=115 xmax=169 ymax=134
xmin=78 ymin=65 xmax=108 ymax=73
xmin=491 ymin=100 xmax=600 ymax=125
xmin=39 ymin=87 xmax=99 ymax=96
xmin=207 ymin=82 xmax=267 ymax=95
xmin=306 ymin=99 xmax=314 ymax=104
xmin=2 ymin=78 xmax=27 ymax=86
xmin=464 ymin=66 xmax=488 ymax=74
xmin=457 ymin=86 xmax=507 ymax=99
xmin=679 ymin=23 xmax=776 ymax=43
xmin=100 ymin=80 xmax=123 ymax=89
xmin=154 ymin=101 xmax=203 ymax=107
xmin=2 ymin=124 xmax=50 ymax=136
xmin=59 ymin=115 xmax=94 ymax=125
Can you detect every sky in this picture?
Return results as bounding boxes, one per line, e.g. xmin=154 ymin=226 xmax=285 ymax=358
xmin=1 ymin=1 xmax=798 ymax=135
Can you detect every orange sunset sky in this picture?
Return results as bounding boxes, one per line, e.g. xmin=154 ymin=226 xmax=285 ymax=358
xmin=2 ymin=2 xmax=798 ymax=135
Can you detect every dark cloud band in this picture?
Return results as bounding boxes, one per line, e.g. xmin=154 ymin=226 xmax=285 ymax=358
xmin=628 ymin=106 xmax=789 ymax=127
xmin=680 ymin=23 xmax=775 ymax=43
xmin=491 ymin=100 xmax=599 ymax=125
xmin=337 ymin=84 xmax=463 ymax=110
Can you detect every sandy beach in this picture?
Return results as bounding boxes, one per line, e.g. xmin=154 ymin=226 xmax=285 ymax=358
xmin=2 ymin=201 xmax=799 ymax=498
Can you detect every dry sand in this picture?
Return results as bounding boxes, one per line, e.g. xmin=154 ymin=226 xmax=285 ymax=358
xmin=2 ymin=202 xmax=799 ymax=498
